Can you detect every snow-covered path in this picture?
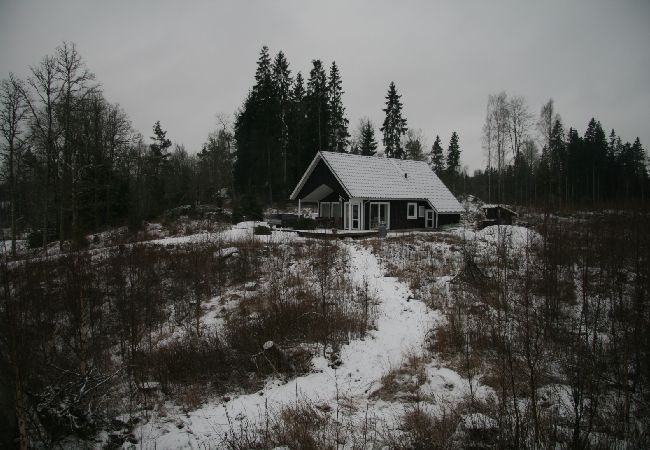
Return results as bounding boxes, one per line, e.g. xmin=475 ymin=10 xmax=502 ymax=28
xmin=131 ymin=241 xmax=441 ymax=449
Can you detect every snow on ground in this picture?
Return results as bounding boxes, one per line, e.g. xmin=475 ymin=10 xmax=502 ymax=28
xmin=451 ymin=224 xmax=541 ymax=251
xmin=145 ymin=221 xmax=274 ymax=246
xmin=128 ymin=239 xmax=448 ymax=449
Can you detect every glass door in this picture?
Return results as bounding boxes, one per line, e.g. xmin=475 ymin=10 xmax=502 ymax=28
xmin=370 ymin=202 xmax=389 ymax=229
xmin=352 ymin=203 xmax=360 ymax=229
xmin=344 ymin=202 xmax=361 ymax=230
xmin=425 ymin=210 xmax=434 ymax=228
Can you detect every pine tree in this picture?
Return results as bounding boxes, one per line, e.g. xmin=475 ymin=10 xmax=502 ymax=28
xmin=358 ymin=119 xmax=378 ymax=156
xmin=327 ymin=61 xmax=349 ymax=152
xmin=381 ymin=81 xmax=408 ymax=158
xmin=429 ymin=135 xmax=445 ymax=175
xmin=446 ymin=131 xmax=461 ymax=175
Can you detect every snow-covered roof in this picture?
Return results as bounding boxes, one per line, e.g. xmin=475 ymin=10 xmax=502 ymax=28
xmin=290 ymin=151 xmax=464 ymax=214
xmin=481 ymin=204 xmax=517 ymax=215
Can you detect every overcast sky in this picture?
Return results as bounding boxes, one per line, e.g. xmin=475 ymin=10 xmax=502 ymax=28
xmin=1 ymin=0 xmax=649 ymax=170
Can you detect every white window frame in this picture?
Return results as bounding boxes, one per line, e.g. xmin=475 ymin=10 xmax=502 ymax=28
xmin=418 ymin=206 xmax=425 ymax=218
xmin=407 ymin=202 xmax=418 ymax=219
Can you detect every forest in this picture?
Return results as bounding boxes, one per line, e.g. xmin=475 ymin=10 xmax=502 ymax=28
xmin=1 ymin=43 xmax=649 ymax=449
xmin=1 ymin=43 xmax=648 ymax=254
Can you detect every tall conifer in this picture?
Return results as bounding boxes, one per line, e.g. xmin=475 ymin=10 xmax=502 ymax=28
xmin=381 ymin=82 xmax=407 ymax=158
xmin=430 ymin=135 xmax=445 ymax=175
xmin=327 ymin=61 xmax=349 ymax=152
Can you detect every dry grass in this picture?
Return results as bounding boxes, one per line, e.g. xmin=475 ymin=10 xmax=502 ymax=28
xmin=372 ymin=354 xmax=428 ymax=402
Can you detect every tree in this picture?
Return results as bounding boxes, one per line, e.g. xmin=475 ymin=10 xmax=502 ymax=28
xmin=0 ymin=74 xmax=27 ymax=257
xmin=327 ymin=61 xmax=349 ymax=152
xmin=272 ymin=51 xmax=292 ymax=195
xmin=197 ymin=118 xmax=234 ymax=204
xmin=429 ymin=135 xmax=445 ymax=175
xmin=305 ymin=60 xmax=329 ymax=154
xmin=55 ymin=42 xmax=97 ymax=244
xmin=484 ymin=92 xmax=510 ymax=201
xmin=357 ymin=118 xmax=378 ymax=156
xmin=404 ymin=128 xmax=425 ymax=161
xmin=234 ymin=46 xmax=280 ymax=203
xmin=145 ymin=121 xmax=172 ymax=216
xmin=537 ymin=99 xmax=560 ymax=157
xmin=381 ymin=81 xmax=408 ymax=158
xmin=23 ymin=53 xmax=62 ymax=251
xmin=446 ymin=131 xmax=461 ymax=175
xmin=508 ymin=95 xmax=532 ymax=161
xmin=288 ymin=71 xmax=307 ymax=184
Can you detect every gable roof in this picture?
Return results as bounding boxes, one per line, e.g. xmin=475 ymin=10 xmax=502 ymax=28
xmin=290 ymin=151 xmax=464 ymax=214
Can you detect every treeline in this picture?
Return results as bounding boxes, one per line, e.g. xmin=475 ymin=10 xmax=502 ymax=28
xmin=233 ymin=46 xmax=466 ymax=205
xmin=0 ymin=42 xmax=233 ymax=255
xmin=467 ymin=93 xmax=649 ymax=208
xmin=233 ymin=46 xmax=351 ymax=204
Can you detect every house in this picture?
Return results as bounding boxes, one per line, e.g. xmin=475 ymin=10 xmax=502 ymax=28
xmin=480 ymin=204 xmax=517 ymax=227
xmin=289 ymin=151 xmax=464 ymax=231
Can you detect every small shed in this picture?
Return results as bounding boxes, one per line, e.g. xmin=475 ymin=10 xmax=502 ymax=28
xmin=480 ymin=204 xmax=517 ymax=227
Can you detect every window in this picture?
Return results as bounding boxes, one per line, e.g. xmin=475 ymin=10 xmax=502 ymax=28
xmin=320 ymin=202 xmax=331 ymax=218
xmin=418 ymin=206 xmax=425 ymax=218
xmin=332 ymin=203 xmax=341 ymax=218
xmin=407 ymin=202 xmax=417 ymax=219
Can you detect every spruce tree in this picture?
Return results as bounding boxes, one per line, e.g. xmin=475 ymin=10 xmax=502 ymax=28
xmin=234 ymin=46 xmax=278 ymax=202
xmin=446 ymin=131 xmax=461 ymax=175
xmin=430 ymin=135 xmax=445 ymax=175
xmin=381 ymin=81 xmax=408 ymax=158
xmin=305 ymin=60 xmax=329 ymax=153
xmin=358 ymin=119 xmax=378 ymax=156
xmin=288 ymin=71 xmax=307 ymax=184
xmin=549 ymin=119 xmax=566 ymax=202
xmin=254 ymin=45 xmax=273 ymax=98
xmin=327 ymin=61 xmax=349 ymax=152
xmin=272 ymin=51 xmax=292 ymax=196
xmin=147 ymin=120 xmax=172 ymax=215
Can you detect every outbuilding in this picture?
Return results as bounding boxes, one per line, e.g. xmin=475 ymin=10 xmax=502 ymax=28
xmin=289 ymin=151 xmax=464 ymax=230
xmin=480 ymin=204 xmax=517 ymax=226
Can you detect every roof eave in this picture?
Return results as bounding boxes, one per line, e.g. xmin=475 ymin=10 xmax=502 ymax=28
xmin=289 ymin=152 xmax=322 ymax=200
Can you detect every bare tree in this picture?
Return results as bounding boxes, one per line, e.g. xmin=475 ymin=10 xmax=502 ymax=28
xmin=508 ymin=95 xmax=532 ymax=161
xmin=0 ymin=74 xmax=28 ymax=257
xmin=537 ymin=99 xmax=560 ymax=155
xmin=55 ymin=42 xmax=97 ymax=244
xmin=483 ymin=92 xmax=510 ymax=202
xmin=23 ymin=54 xmax=62 ymax=251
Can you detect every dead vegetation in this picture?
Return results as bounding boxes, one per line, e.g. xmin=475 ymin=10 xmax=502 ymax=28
xmin=0 ymin=231 xmax=377 ymax=447
xmin=369 ymin=213 xmax=650 ymax=449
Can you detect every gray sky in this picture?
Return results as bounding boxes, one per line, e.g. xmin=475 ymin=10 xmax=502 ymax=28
xmin=1 ymin=0 xmax=649 ymax=171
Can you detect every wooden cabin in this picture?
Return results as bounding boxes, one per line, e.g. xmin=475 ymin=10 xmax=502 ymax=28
xmin=290 ymin=151 xmax=463 ymax=231
xmin=480 ymin=204 xmax=517 ymax=227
